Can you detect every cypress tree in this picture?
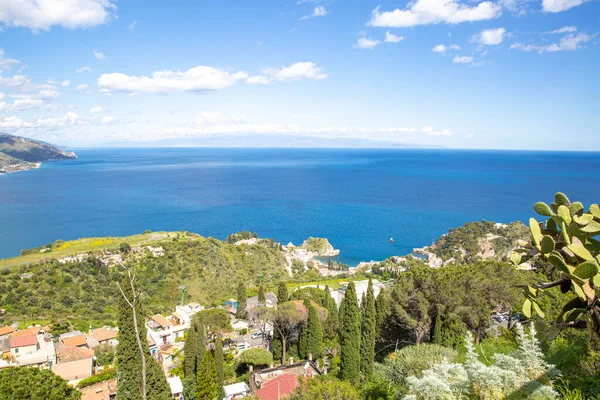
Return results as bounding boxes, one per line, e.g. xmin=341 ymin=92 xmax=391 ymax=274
xmin=323 ymin=285 xmax=338 ymax=338
xmin=360 ymin=277 xmax=376 ymax=378
xmin=183 ymin=319 xmax=198 ymax=379
xmin=277 ymin=281 xmax=288 ymax=303
xmin=303 ymin=303 xmax=324 ymax=359
xmin=339 ymin=281 xmax=360 ymax=383
xmin=214 ymin=336 xmax=224 ymax=388
xmin=374 ymin=288 xmax=388 ymax=338
xmin=298 ymin=299 xmax=311 ymax=359
xmin=236 ymin=283 xmax=247 ymax=318
xmin=432 ymin=312 xmax=442 ymax=345
xmin=117 ymin=278 xmax=171 ymax=400
xmin=196 ymin=350 xmax=218 ymax=400
xmin=258 ymin=284 xmax=266 ymax=305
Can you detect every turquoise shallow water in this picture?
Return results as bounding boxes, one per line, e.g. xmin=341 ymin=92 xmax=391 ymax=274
xmin=1 ymin=148 xmax=599 ymax=264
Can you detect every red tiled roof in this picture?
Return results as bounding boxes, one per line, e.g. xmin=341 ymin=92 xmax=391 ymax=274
xmin=151 ymin=315 xmax=170 ymax=329
xmin=57 ymin=346 xmax=94 ymax=363
xmin=62 ymin=335 xmax=87 ymax=348
xmin=255 ymin=374 xmax=299 ymax=400
xmin=11 ymin=327 xmax=40 ymax=338
xmin=10 ymin=335 xmax=38 ymax=348
xmin=0 ymin=326 xmax=14 ymax=336
xmin=91 ymin=327 xmax=118 ymax=343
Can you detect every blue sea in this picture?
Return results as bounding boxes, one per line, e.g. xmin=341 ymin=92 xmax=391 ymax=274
xmin=1 ymin=148 xmax=600 ymax=264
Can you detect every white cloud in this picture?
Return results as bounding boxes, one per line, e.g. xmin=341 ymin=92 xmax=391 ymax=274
xmin=463 ymin=133 xmax=476 ymax=138
xmin=0 ymin=92 xmax=4 ymax=100
xmin=90 ymin=106 xmax=103 ymax=113
xmin=61 ymin=80 xmax=71 ymax=87
xmin=102 ymin=116 xmax=117 ymax=124
xmin=8 ymin=97 xmax=49 ymax=112
xmin=164 ymin=112 xmax=454 ymax=140
xmin=246 ymin=76 xmax=270 ymax=85
xmin=453 ymin=55 xmax=474 ymax=63
xmin=129 ymin=20 xmax=138 ymax=31
xmin=510 ymin=32 xmax=593 ymax=53
xmin=369 ymin=1 xmax=502 ymax=28
xmin=385 ymin=31 xmax=404 ymax=43
xmin=475 ymin=28 xmax=506 ymax=45
xmin=355 ymin=37 xmax=380 ymax=50
xmin=0 ymin=75 xmax=30 ymax=87
xmin=75 ymin=84 xmax=89 ymax=91
xmin=301 ymin=5 xmax=329 ymax=19
xmin=0 ymin=112 xmax=82 ymax=129
xmin=263 ymin=62 xmax=327 ymax=82
xmin=0 ymin=0 xmax=116 ymax=31
xmin=548 ymin=26 xmax=577 ymax=34
xmin=93 ymin=50 xmax=106 ymax=60
xmin=76 ymin=66 xmax=92 ymax=73
xmin=432 ymin=44 xmax=461 ymax=53
xmin=542 ymin=0 xmax=587 ymax=12
xmin=98 ymin=66 xmax=249 ymax=94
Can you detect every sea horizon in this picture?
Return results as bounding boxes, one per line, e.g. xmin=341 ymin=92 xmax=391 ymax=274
xmin=2 ymin=147 xmax=600 ymax=264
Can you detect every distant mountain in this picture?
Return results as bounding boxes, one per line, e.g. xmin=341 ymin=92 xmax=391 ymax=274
xmin=0 ymin=133 xmax=77 ymax=173
xmin=102 ymin=134 xmax=444 ymax=149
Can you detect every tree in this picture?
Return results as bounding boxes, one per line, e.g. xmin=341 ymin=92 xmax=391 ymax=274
xmin=360 ymin=277 xmax=376 ymax=378
xmin=196 ymin=350 xmax=219 ymax=400
xmin=236 ymin=282 xmax=247 ymax=318
xmin=287 ymin=376 xmax=360 ymax=400
xmin=323 ymin=285 xmax=338 ymax=338
xmin=270 ymin=303 xmax=302 ymax=363
xmin=432 ymin=312 xmax=442 ymax=345
xmin=95 ymin=344 xmax=115 ymax=366
xmin=184 ymin=316 xmax=206 ymax=381
xmin=258 ymin=284 xmax=266 ymax=305
xmin=299 ymin=302 xmax=324 ymax=360
xmin=239 ymin=348 xmax=273 ymax=367
xmin=214 ymin=336 xmax=224 ymax=389
xmin=513 ymin=193 xmax=600 ymax=344
xmin=0 ymin=367 xmax=81 ymax=399
xmin=116 ymin=273 xmax=171 ymax=400
xmin=277 ymin=281 xmax=289 ymax=303
xmin=199 ymin=308 xmax=232 ymax=334
xmin=339 ymin=281 xmax=361 ymax=383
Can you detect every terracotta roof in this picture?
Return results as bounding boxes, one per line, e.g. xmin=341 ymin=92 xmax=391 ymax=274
xmin=255 ymin=374 xmax=299 ymax=400
xmin=10 ymin=327 xmax=40 ymax=338
xmin=0 ymin=326 xmax=14 ymax=336
xmin=147 ymin=334 xmax=156 ymax=347
xmin=10 ymin=335 xmax=38 ymax=348
xmin=51 ymin=358 xmax=93 ymax=381
xmin=150 ymin=314 xmax=170 ymax=329
xmin=62 ymin=334 xmax=88 ymax=348
xmin=91 ymin=327 xmax=118 ymax=343
xmin=80 ymin=378 xmax=117 ymax=400
xmin=56 ymin=346 xmax=94 ymax=363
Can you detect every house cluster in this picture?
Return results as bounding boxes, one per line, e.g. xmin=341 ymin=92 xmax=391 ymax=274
xmin=0 ymin=324 xmax=118 ymax=387
xmin=57 ymin=245 xmax=166 ymax=267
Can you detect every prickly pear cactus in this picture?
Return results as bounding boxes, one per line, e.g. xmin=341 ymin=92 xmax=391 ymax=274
xmin=511 ymin=192 xmax=600 ymax=339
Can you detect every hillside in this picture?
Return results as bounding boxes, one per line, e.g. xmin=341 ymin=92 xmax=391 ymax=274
xmin=0 ymin=133 xmax=77 ymax=173
xmin=0 ymin=231 xmax=290 ymax=330
xmin=414 ymin=220 xmax=529 ymax=267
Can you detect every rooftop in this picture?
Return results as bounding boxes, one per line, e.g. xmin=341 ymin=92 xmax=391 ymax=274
xmin=255 ymin=374 xmax=299 ymax=400
xmin=0 ymin=326 xmax=15 ymax=336
xmin=10 ymin=335 xmax=38 ymax=348
xmin=167 ymin=376 xmax=183 ymax=395
xmin=62 ymin=334 xmax=88 ymax=348
xmin=80 ymin=378 xmax=117 ymax=400
xmin=91 ymin=326 xmax=118 ymax=343
xmin=56 ymin=346 xmax=94 ymax=363
xmin=150 ymin=314 xmax=170 ymax=329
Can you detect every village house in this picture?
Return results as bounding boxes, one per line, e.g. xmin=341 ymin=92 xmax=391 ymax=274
xmin=56 ymin=346 xmax=95 ymax=364
xmin=245 ymin=292 xmax=278 ymax=313
xmin=10 ymin=335 xmax=39 ymax=356
xmin=167 ymin=376 xmax=184 ymax=400
xmin=249 ymin=359 xmax=323 ymax=400
xmin=223 ymin=382 xmax=252 ymax=399
xmin=11 ymin=333 xmax=56 ymax=368
xmin=79 ymin=377 xmax=117 ymax=400
xmin=59 ymin=331 xmax=89 ymax=348
xmin=89 ymin=326 xmax=119 ymax=347
xmin=157 ymin=342 xmax=184 ymax=375
xmin=147 ymin=314 xmax=174 ymax=346
xmin=51 ymin=357 xmax=94 ymax=386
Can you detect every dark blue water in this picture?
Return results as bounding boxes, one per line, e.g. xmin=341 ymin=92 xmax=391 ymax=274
xmin=1 ymin=148 xmax=599 ymax=264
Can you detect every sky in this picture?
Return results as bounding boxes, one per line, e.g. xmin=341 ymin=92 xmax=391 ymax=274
xmin=0 ymin=0 xmax=598 ymax=150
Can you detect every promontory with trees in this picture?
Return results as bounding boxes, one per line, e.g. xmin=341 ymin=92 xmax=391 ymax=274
xmin=0 ymin=192 xmax=599 ymax=399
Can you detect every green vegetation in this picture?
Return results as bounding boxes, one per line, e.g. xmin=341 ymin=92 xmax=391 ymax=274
xmin=236 ymin=282 xmax=247 ymax=318
xmin=214 ymin=337 xmax=224 ymax=388
xmin=0 ymin=133 xmax=76 ymax=172
xmin=277 ymin=281 xmax=289 ymax=303
xmin=298 ymin=301 xmax=324 ymax=359
xmin=340 ymin=281 xmax=361 ymax=383
xmin=77 ymin=367 xmax=117 ymax=388
xmin=196 ymin=350 xmax=218 ymax=400
xmin=0 ymin=232 xmax=288 ymax=329
xmin=288 ymin=376 xmax=361 ymax=400
xmin=302 ymin=237 xmax=335 ymax=255
xmin=360 ymin=277 xmax=376 ymax=379
xmin=239 ymin=348 xmax=274 ymax=367
xmin=513 ymin=192 xmax=600 ymax=342
xmin=116 ymin=275 xmax=171 ymax=400
xmin=0 ymin=367 xmax=81 ymax=399
xmin=431 ymin=220 xmax=529 ymax=264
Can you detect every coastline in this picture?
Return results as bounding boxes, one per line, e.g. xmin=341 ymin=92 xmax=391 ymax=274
xmin=0 ymin=162 xmax=41 ymax=175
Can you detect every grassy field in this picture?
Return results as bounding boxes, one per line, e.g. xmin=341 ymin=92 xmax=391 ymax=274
xmin=0 ymin=231 xmax=199 ymax=269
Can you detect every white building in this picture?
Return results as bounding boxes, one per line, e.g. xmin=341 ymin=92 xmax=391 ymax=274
xmin=223 ymin=382 xmax=251 ymax=400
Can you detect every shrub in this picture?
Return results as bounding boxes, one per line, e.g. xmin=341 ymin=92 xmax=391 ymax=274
xmin=77 ymin=367 xmax=117 ymax=388
xmin=239 ymin=348 xmax=273 ymax=367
